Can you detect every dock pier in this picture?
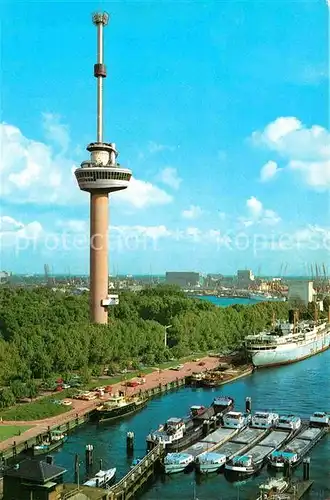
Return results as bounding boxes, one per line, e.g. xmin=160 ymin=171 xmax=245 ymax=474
xmin=107 ymin=443 xmax=164 ymax=500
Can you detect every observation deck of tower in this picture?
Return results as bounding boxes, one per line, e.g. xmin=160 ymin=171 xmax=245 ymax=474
xmin=75 ymin=13 xmax=132 ymax=324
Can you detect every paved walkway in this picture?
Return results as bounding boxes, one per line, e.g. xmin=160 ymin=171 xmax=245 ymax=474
xmin=0 ymin=356 xmax=225 ymax=452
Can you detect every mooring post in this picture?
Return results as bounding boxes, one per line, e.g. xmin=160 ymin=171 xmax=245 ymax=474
xmin=283 ymin=460 xmax=292 ymax=479
xmin=99 ymin=458 xmax=103 ymax=470
xmin=245 ymin=397 xmax=252 ymax=414
xmin=85 ymin=444 xmax=94 ymax=469
xmin=74 ymin=453 xmax=79 ymax=484
xmin=127 ymin=431 xmax=135 ymax=455
xmin=303 ymin=457 xmax=310 ymax=480
xmin=202 ymin=420 xmax=210 ymax=437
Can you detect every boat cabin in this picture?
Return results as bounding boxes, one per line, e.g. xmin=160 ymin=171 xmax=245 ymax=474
xmin=148 ymin=417 xmax=185 ymax=444
xmin=164 ymin=452 xmax=194 ymax=473
xmin=310 ymin=411 xmax=330 ymax=427
xmin=213 ymin=396 xmax=234 ymax=411
xmin=269 ymin=450 xmax=298 ymax=465
xmin=190 ymin=405 xmax=206 ymax=417
xmin=232 ymin=455 xmax=252 ymax=467
xmin=164 ymin=452 xmax=193 ymax=465
xmin=252 ymin=411 xmax=279 ymax=428
xmin=197 ymin=452 xmax=226 ymax=465
xmin=100 ymin=395 xmax=126 ymax=409
xmin=223 ymin=411 xmax=249 ymax=429
xmin=277 ymin=415 xmax=301 ymax=431
xmin=165 ymin=417 xmax=184 ymax=431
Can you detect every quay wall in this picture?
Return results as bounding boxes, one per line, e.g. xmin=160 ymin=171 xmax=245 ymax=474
xmin=0 ymin=361 xmax=253 ymax=462
xmin=0 ymin=378 xmax=187 ymax=462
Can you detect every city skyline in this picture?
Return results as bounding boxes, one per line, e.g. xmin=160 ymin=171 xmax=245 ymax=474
xmin=1 ymin=1 xmax=329 ymax=275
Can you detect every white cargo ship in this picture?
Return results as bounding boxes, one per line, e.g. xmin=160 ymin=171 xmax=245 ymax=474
xmin=244 ymin=313 xmax=330 ymax=368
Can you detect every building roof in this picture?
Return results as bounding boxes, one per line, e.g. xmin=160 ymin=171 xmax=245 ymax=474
xmin=5 ymin=459 xmax=66 ymax=483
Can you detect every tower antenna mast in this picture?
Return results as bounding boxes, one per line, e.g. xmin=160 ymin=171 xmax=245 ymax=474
xmin=74 ymin=13 xmax=132 ymax=324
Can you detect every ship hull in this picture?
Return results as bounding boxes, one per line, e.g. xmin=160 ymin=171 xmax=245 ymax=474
xmin=250 ymin=332 xmax=330 ymax=368
xmin=94 ymin=399 xmax=147 ymax=423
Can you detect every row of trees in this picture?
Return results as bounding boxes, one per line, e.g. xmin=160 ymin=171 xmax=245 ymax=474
xmin=0 ymin=284 xmax=306 ymax=407
xmin=0 ymin=285 xmax=288 ymax=375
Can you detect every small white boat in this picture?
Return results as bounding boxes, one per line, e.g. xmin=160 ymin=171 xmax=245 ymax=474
xmin=310 ymin=412 xmax=330 ymax=427
xmin=195 ymin=452 xmax=226 ymax=474
xmin=251 ymin=411 xmax=279 ymax=429
xmin=83 ymin=468 xmax=116 ymax=488
xmin=164 ymin=453 xmax=194 ymax=474
xmin=223 ymin=411 xmax=250 ymax=429
xmin=256 ymin=477 xmax=289 ymax=499
xmin=276 ymin=414 xmax=301 ymax=431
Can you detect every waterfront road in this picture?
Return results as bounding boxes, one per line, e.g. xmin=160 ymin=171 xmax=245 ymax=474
xmin=0 ymin=356 xmax=223 ymax=453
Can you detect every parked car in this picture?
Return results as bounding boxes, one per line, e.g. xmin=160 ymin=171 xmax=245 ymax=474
xmin=127 ymin=381 xmax=139 ymax=388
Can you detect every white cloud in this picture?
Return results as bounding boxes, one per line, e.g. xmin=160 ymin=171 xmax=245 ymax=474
xmin=111 ymin=225 xmax=171 ymax=241
xmin=0 ymin=120 xmax=173 ymax=208
xmin=0 ymin=215 xmax=24 ymax=232
xmin=289 ymin=160 xmax=330 ymax=188
xmin=218 ymin=211 xmax=226 ymax=220
xmin=42 ymin=113 xmax=70 ymax=152
xmin=158 ymin=167 xmax=182 ymax=190
xmin=260 ymin=160 xmax=281 ymax=182
xmin=56 ymin=220 xmax=88 ymax=233
xmin=147 ymin=142 xmax=175 ymax=154
xmin=240 ymin=197 xmax=281 ymax=227
xmin=116 ymin=177 xmax=172 ymax=208
xmin=246 ymin=196 xmax=263 ymax=217
xmin=252 ymin=117 xmax=330 ymax=189
xmin=182 ymin=205 xmax=203 ymax=219
xmin=0 ymin=215 xmax=43 ymax=247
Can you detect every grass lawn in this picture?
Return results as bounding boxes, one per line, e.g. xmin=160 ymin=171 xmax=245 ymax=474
xmin=0 ymin=425 xmax=32 ymax=441
xmin=0 ymin=391 xmax=74 ymax=421
xmin=0 ymin=354 xmax=217 ymax=422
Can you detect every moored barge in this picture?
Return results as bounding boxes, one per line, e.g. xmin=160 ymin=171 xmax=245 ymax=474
xmin=224 ymin=412 xmax=301 ymax=478
xmin=268 ymin=413 xmax=329 ymax=469
xmin=147 ymin=396 xmax=234 ymax=452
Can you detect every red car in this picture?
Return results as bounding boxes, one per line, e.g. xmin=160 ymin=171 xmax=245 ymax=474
xmin=199 ymin=361 xmax=206 ymax=366
xmin=127 ymin=381 xmax=139 ymax=388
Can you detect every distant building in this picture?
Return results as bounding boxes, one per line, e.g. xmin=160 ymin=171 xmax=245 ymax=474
xmin=221 ymin=276 xmax=236 ymax=288
xmin=237 ymin=270 xmax=254 ymax=289
xmin=288 ymin=280 xmax=316 ymax=306
xmin=165 ymin=272 xmax=203 ymax=288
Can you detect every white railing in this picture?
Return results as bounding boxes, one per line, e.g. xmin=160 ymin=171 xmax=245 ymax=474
xmin=108 ymin=443 xmax=163 ymax=495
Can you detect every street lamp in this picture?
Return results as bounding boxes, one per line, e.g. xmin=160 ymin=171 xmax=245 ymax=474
xmin=164 ymin=324 xmax=172 ymax=347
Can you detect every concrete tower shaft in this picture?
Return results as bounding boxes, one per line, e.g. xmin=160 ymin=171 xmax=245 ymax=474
xmin=74 ymin=13 xmax=132 ymax=324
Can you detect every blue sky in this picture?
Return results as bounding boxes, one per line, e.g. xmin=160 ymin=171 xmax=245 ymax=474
xmin=1 ymin=0 xmax=329 ymax=276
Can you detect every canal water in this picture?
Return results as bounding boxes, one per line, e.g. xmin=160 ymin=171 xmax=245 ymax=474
xmin=53 ymin=349 xmax=330 ymax=499
xmin=194 ymin=296 xmax=256 ymax=307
